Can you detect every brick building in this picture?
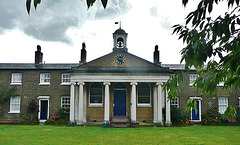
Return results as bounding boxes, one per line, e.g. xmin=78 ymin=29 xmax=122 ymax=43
xmin=0 ymin=28 xmax=239 ymax=125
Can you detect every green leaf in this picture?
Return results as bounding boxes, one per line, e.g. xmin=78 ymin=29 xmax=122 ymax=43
xmin=34 ymin=0 xmax=41 ymax=9
xmin=26 ymin=0 xmax=32 ymax=14
xmin=182 ymin=0 xmax=189 ymax=7
xmin=34 ymin=0 xmax=37 ymax=9
xmin=87 ymin=0 xmax=96 ymax=8
xmin=208 ymin=0 xmax=213 ymax=13
xmin=101 ymin=0 xmax=108 ymax=8
xmin=230 ymin=20 xmax=235 ymax=33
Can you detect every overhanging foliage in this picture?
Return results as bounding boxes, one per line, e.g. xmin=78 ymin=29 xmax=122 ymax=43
xmin=0 ymin=86 xmax=17 ymax=102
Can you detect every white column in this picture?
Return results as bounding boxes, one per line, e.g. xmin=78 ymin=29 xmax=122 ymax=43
xmin=78 ymin=82 xmax=85 ymax=125
xmin=165 ymin=89 xmax=172 ymax=126
xmin=74 ymin=85 xmax=79 ymax=121
xmin=70 ymin=83 xmax=75 ymax=123
xmin=153 ymin=86 xmax=158 ymax=123
xmin=103 ymin=82 xmax=110 ymax=122
xmin=130 ymin=82 xmax=137 ymax=122
xmin=157 ymin=82 xmax=163 ymax=125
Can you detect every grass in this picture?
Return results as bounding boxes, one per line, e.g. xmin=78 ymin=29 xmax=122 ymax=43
xmin=0 ymin=125 xmax=240 ymax=144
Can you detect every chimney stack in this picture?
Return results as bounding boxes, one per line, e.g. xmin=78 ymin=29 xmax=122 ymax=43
xmin=35 ymin=45 xmax=43 ymax=64
xmin=153 ymin=45 xmax=160 ymax=64
xmin=80 ymin=42 xmax=87 ymax=63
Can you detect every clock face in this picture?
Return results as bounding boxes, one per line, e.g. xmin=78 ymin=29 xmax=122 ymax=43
xmin=115 ymin=54 xmax=126 ymax=65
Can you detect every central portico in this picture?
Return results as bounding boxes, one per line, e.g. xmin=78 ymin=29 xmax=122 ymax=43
xmin=69 ymin=27 xmax=172 ymax=126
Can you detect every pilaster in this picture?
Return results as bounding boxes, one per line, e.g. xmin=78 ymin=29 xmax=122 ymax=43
xmin=165 ymin=90 xmax=172 ymax=126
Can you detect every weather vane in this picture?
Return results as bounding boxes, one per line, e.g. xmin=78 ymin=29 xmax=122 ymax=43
xmin=115 ymin=21 xmax=122 ymax=29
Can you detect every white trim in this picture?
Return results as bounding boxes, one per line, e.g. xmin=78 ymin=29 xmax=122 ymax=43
xmin=190 ymin=97 xmax=202 ymax=100
xmin=89 ymin=82 xmax=103 ymax=107
xmin=60 ymin=83 xmax=71 ymax=86
xmin=39 ymin=83 xmax=50 ymax=85
xmin=38 ymin=96 xmax=50 ymax=99
xmin=10 ymin=83 xmax=22 ymax=86
xmin=38 ymin=96 xmax=50 ymax=120
xmin=190 ymin=97 xmax=202 ymax=122
xmin=71 ymin=73 xmax=170 ymax=83
xmin=8 ymin=96 xmax=21 ymax=114
xmin=137 ymin=83 xmax=152 ymax=107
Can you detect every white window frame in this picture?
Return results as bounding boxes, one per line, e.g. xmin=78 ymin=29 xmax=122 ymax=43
xmin=39 ymin=73 xmax=50 ymax=85
xmin=217 ymin=82 xmax=224 ymax=86
xmin=61 ymin=74 xmax=71 ymax=85
xmin=218 ymin=97 xmax=228 ymax=114
xmin=61 ymin=96 xmax=70 ymax=111
xmin=89 ymin=83 xmax=103 ymax=107
xmin=11 ymin=73 xmax=22 ymax=85
xmin=137 ymin=83 xmax=151 ymax=107
xmin=189 ymin=74 xmax=199 ymax=86
xmin=170 ymin=97 xmax=179 ymax=108
xmin=9 ymin=96 xmax=21 ymax=113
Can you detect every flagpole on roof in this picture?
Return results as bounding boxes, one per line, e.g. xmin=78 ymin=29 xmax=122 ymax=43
xmin=115 ymin=21 xmax=121 ymax=29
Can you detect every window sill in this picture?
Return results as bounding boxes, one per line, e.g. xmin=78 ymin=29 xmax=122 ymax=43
xmin=137 ymin=104 xmax=152 ymax=107
xmin=8 ymin=111 xmax=21 ymax=114
xmin=61 ymin=83 xmax=71 ymax=86
xmin=10 ymin=83 xmax=22 ymax=86
xmin=88 ymin=104 xmax=103 ymax=107
xmin=39 ymin=83 xmax=50 ymax=86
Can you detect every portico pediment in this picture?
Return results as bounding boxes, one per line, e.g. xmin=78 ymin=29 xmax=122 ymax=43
xmin=71 ymin=50 xmax=172 ymax=74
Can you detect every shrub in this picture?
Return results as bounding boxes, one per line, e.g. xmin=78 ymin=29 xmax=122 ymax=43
xmin=20 ymin=99 xmax=39 ymax=125
xmin=163 ymin=106 xmax=183 ymax=125
xmin=20 ymin=113 xmax=39 ymax=125
xmin=46 ymin=108 xmax=69 ymax=125
xmin=171 ymin=106 xmax=183 ymax=125
xmin=201 ymin=108 xmax=220 ymax=125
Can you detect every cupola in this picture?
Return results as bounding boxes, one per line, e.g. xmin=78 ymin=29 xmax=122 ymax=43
xmin=113 ymin=27 xmax=128 ymax=52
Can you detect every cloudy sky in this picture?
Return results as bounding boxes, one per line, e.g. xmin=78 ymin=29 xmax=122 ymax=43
xmin=0 ymin=0 xmax=203 ymax=64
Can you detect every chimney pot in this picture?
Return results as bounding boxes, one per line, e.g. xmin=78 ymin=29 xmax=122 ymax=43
xmin=81 ymin=42 xmax=87 ymax=63
xmin=154 ymin=45 xmax=160 ymax=64
xmin=35 ymin=45 xmax=43 ymax=64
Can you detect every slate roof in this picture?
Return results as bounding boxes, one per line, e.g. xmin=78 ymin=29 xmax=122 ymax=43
xmin=0 ymin=63 xmax=78 ymax=70
xmin=161 ymin=64 xmax=197 ymax=71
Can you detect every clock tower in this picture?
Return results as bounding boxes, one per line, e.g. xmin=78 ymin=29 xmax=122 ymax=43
xmin=113 ymin=27 xmax=128 ymax=52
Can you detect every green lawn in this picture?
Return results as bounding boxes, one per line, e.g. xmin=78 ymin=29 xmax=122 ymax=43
xmin=0 ymin=125 xmax=240 ymax=145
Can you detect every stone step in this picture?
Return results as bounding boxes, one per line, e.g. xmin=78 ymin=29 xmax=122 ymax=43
xmin=110 ymin=116 xmax=131 ymax=128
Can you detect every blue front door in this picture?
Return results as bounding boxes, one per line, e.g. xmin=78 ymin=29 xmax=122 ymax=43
xmin=40 ymin=100 xmax=48 ymax=120
xmin=114 ymin=90 xmax=126 ymax=116
xmin=192 ymin=101 xmax=200 ymax=120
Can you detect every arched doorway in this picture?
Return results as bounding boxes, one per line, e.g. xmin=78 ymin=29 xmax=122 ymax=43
xmin=113 ymin=83 xmax=127 ymax=116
